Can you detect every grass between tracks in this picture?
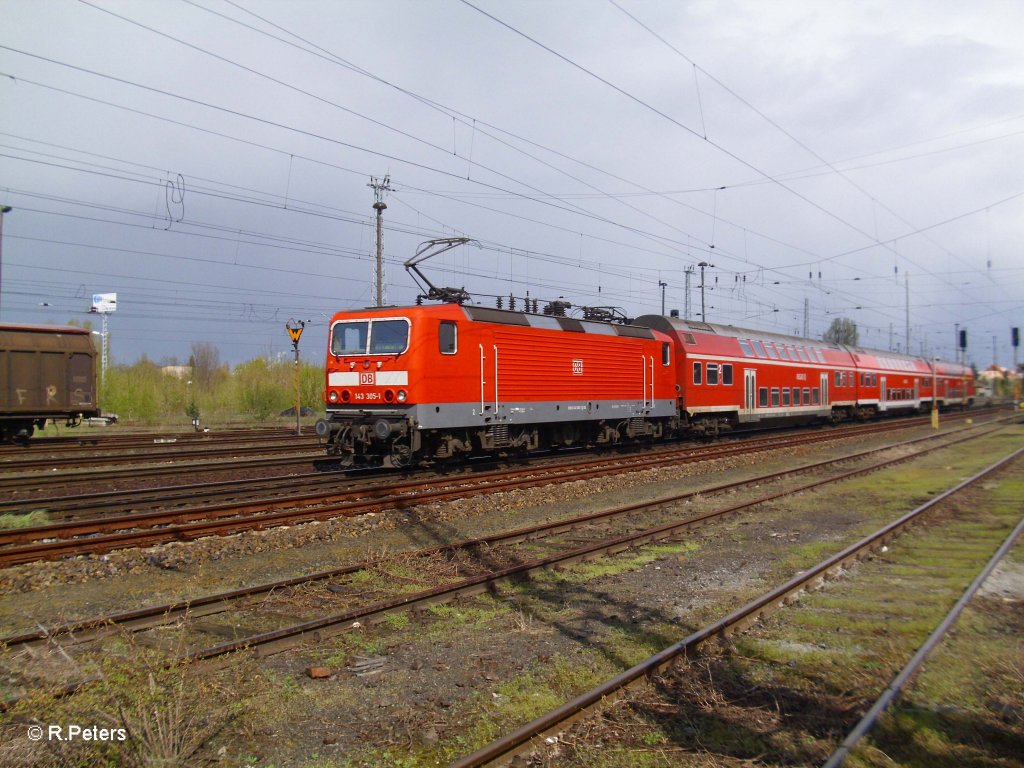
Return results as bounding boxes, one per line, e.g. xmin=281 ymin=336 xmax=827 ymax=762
xmin=0 ymin=510 xmax=50 ymax=530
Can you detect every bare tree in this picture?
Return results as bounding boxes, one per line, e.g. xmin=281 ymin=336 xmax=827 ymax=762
xmin=823 ymin=317 xmax=859 ymax=346
xmin=189 ymin=342 xmax=221 ymax=389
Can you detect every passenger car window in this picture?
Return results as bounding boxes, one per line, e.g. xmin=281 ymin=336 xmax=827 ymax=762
xmin=692 ymin=361 xmax=702 ymax=385
xmin=722 ymin=364 xmax=733 ymax=386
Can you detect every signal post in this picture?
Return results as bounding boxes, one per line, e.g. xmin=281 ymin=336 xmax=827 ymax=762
xmin=286 ymin=319 xmax=305 ymax=435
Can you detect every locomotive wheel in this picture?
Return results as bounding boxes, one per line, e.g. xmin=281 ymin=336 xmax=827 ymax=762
xmin=389 ymin=442 xmax=413 ymax=469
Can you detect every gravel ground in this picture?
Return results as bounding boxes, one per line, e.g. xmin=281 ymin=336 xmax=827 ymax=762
xmin=0 ymin=421 xmax=1018 ymax=768
xmin=0 ymin=423 xmax=954 ymax=629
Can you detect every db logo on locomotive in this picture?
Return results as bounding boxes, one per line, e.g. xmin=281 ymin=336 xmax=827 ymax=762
xmin=571 ymin=359 xmax=584 ymax=375
xmin=359 ymin=372 xmax=375 ymax=386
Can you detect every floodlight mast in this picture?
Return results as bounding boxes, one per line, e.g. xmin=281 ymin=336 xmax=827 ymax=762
xmin=403 ymin=237 xmax=478 ymax=304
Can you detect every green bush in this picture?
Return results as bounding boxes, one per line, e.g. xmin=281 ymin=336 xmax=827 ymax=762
xmin=97 ymin=353 xmax=324 ymax=427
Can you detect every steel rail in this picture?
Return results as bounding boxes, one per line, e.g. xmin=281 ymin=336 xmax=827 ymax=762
xmin=0 ymin=427 xmax=312 ymax=455
xmin=821 ymin=512 xmax=1024 ymax=768
xmin=5 ymin=423 xmax=1000 ymax=649
xmin=0 ymin=408 xmax=999 ymax=497
xmin=2 ymin=427 xmax=1016 ymax=714
xmin=0 ymin=417 xmax=1006 ymax=564
xmin=0 ymin=450 xmax=322 ymax=492
xmin=0 ymin=438 xmax=321 ymax=472
xmin=448 ymin=445 xmax=1024 ymax=768
xmin=0 ymin=417 xmax=937 ymax=517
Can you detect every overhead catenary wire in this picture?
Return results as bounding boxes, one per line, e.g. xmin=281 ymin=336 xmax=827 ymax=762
xmin=1 ymin=3 xmax=1017 ymax=362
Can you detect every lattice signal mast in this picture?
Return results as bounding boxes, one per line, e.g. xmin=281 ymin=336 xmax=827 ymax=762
xmin=368 ymin=175 xmax=392 ymax=307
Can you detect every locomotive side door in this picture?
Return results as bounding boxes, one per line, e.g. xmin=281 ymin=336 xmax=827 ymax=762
xmin=743 ymin=369 xmax=757 ymax=421
xmin=477 ymin=332 xmax=504 ymax=423
xmin=880 ymin=376 xmax=887 ymax=411
xmin=820 ymin=372 xmax=829 ymax=409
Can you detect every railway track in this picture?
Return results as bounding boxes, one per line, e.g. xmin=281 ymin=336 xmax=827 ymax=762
xmin=0 ymin=436 xmax=321 ymax=473
xmin=0 ymin=418 xmax=943 ymax=518
xmin=0 ymin=414 xmax=1007 ymax=566
xmin=0 ymin=408 xmax=1000 ymax=498
xmin=449 ymin=444 xmax=1024 ymax=767
xmin=0 ymin=426 xmax=315 ymax=459
xmin=2 ymin=419 xmax=1017 ymax=715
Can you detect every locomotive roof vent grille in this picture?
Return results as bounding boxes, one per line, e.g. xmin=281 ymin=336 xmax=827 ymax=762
xmin=685 ymin=321 xmax=715 ymax=332
xmin=463 ymin=306 xmax=530 ymax=326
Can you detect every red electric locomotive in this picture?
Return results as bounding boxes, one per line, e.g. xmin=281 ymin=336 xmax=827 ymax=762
xmin=316 ymin=303 xmax=678 ymax=466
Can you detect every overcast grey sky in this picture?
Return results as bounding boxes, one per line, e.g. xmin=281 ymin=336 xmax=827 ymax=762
xmin=1 ymin=0 xmax=1022 ymax=368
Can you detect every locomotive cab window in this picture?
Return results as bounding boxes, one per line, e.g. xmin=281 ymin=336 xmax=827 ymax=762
xmin=331 ymin=321 xmax=369 ymax=356
xmin=369 ymin=320 xmax=409 ymax=354
xmin=439 ymin=321 xmax=457 ymax=355
xmin=331 ymin=318 xmax=410 ymax=356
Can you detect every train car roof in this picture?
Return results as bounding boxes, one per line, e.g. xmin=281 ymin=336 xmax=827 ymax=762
xmin=0 ymin=322 xmax=92 ymax=334
xmin=331 ymin=303 xmax=659 ymax=340
xmin=461 ymin=305 xmax=656 ymax=338
xmin=632 ymin=314 xmax=931 ymax=366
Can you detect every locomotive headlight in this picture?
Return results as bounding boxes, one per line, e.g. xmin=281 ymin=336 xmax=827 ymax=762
xmin=328 ymin=390 xmax=339 ymax=403
xmin=397 ymin=389 xmax=408 ymax=402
